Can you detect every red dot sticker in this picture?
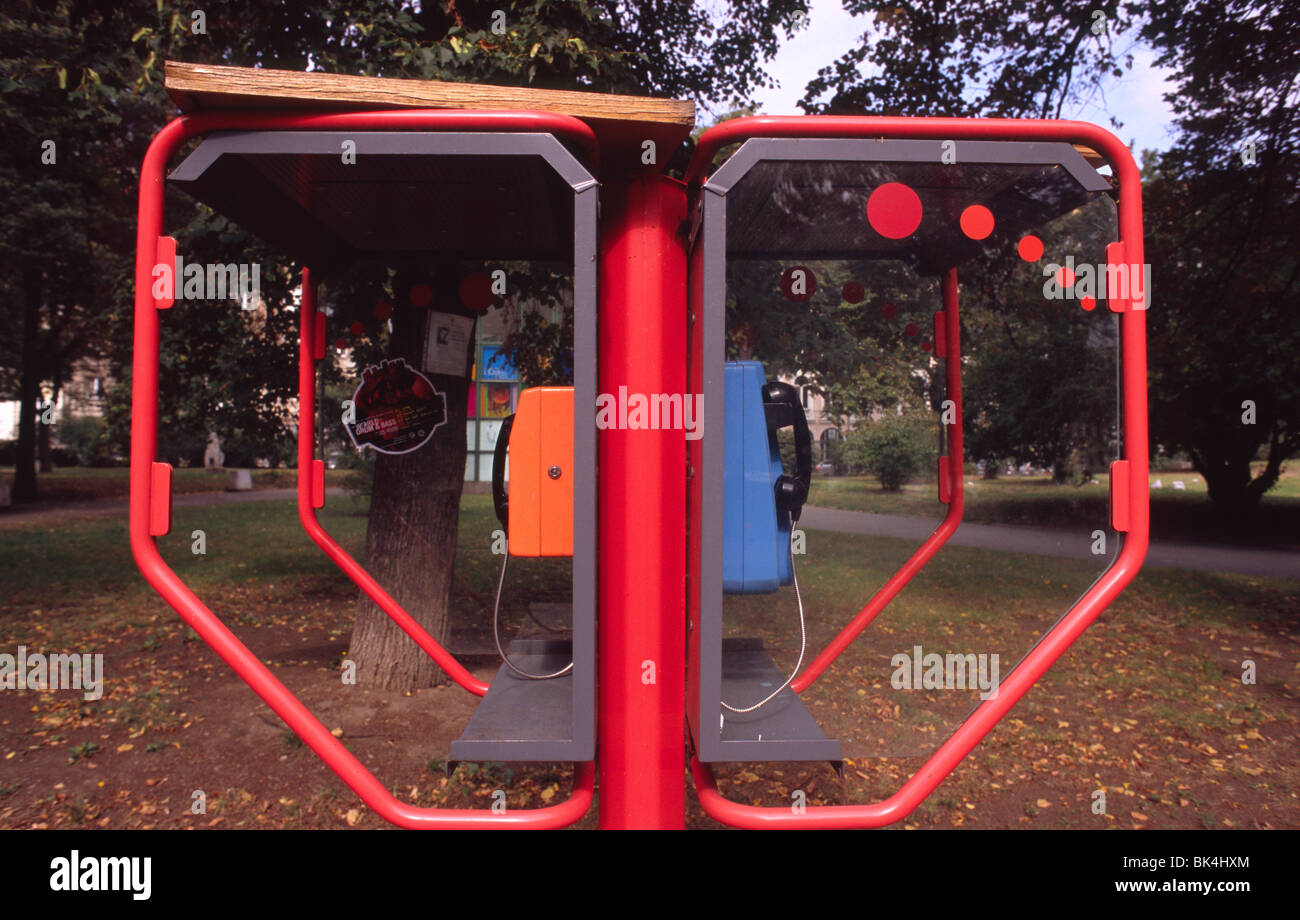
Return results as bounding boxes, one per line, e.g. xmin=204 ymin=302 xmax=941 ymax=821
xmin=905 ymin=323 xmax=919 ymax=337
xmin=881 ymin=301 xmax=898 ymax=320
xmin=459 ymin=273 xmax=495 ymax=313
xmin=959 ymin=205 xmax=995 ymax=240
xmin=409 ymin=283 xmax=433 ymax=308
xmin=1018 ymin=235 xmax=1044 ymax=262
xmin=781 ymin=266 xmax=817 ymax=302
xmin=1056 ymin=266 xmax=1076 ymax=287
xmin=1081 ymin=296 xmax=1097 ymax=311
xmin=921 ymin=340 xmax=932 ymax=352
xmin=334 ymin=338 xmax=347 ymax=350
xmin=842 ymin=281 xmax=865 ymax=304
xmin=350 ymin=321 xmax=365 ymax=337
xmin=866 ymin=182 xmax=923 ymax=239
xmin=373 ymin=301 xmax=393 ymax=320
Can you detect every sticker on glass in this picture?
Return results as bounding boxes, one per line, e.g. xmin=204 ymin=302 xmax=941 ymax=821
xmin=346 ymin=358 xmax=447 ymax=455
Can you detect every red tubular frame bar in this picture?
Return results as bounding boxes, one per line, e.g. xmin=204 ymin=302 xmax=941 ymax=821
xmin=792 ymin=267 xmax=964 ymax=692
xmin=297 ymin=270 xmax=488 ymax=696
xmin=687 ymin=115 xmax=1148 ymax=828
xmin=131 ymin=109 xmax=597 ymax=827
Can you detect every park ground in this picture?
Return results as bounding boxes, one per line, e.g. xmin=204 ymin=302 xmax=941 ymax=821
xmin=0 ymin=467 xmax=1296 ymax=829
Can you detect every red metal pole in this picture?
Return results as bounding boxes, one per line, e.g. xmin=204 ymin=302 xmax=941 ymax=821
xmin=597 ymin=175 xmax=688 ymax=829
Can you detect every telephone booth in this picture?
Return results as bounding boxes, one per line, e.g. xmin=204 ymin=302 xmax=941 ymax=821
xmin=131 ymin=71 xmax=1147 ymax=829
xmin=169 ymin=128 xmax=596 ymax=764
xmin=131 ymin=110 xmax=600 ymax=828
xmin=685 ymin=117 xmax=1148 ymax=827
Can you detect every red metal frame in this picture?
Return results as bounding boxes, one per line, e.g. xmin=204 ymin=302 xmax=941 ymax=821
xmin=596 ymin=176 xmax=689 ymax=828
xmin=685 ymin=115 xmax=1148 ymax=828
xmin=791 ymin=267 xmax=964 ymax=692
xmin=132 ymin=107 xmax=1149 ymax=831
xmin=131 ymin=109 xmax=597 ymax=827
xmin=297 ymin=270 xmax=489 ymax=697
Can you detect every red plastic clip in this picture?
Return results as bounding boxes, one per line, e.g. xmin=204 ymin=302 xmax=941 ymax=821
xmin=154 ymin=236 xmax=177 ymax=310
xmin=149 ymin=462 xmax=172 ymax=536
xmin=1109 ymin=460 xmax=1131 ymax=532
xmin=312 ymin=459 xmax=326 ymax=509
xmin=1105 ymin=242 xmax=1131 ymax=313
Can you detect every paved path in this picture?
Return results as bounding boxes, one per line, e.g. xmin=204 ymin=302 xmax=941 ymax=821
xmin=799 ymin=506 xmax=1299 ymax=580
xmin=4 ymin=490 xmax=1295 ymax=580
xmin=0 ymin=487 xmax=323 ymax=525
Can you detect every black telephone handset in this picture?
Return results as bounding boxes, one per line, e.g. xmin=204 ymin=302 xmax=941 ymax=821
xmin=762 ymin=380 xmax=812 ymax=523
xmin=492 ymin=413 xmax=514 ymax=529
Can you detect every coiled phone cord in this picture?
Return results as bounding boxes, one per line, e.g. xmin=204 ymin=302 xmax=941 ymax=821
xmin=720 ymin=539 xmax=806 ymax=714
xmin=492 ymin=546 xmax=575 ymax=681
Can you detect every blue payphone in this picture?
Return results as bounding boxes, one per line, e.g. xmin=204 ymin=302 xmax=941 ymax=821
xmin=722 ymin=361 xmax=812 ymax=595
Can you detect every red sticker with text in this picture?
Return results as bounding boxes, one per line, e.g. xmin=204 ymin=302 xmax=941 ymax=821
xmin=345 ymin=358 xmax=448 ymax=455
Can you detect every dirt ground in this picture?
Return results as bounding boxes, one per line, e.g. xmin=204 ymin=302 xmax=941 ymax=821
xmin=1 ymin=569 xmax=1295 ymax=831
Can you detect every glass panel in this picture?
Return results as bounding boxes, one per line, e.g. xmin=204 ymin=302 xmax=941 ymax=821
xmin=717 ymin=154 xmax=1120 ymax=760
xmin=159 ymin=134 xmax=596 ymax=765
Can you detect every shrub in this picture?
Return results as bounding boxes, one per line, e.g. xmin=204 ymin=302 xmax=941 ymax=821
xmin=54 ymin=416 xmax=112 ymax=467
xmin=844 ymin=412 xmax=935 ymax=492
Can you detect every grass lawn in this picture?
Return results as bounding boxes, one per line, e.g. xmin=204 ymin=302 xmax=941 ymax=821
xmin=0 ymin=494 xmax=1295 ymax=829
xmin=810 ymin=466 xmax=1300 ymax=546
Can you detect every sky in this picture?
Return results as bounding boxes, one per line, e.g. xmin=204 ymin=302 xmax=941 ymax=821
xmin=743 ymin=0 xmax=1180 ymax=156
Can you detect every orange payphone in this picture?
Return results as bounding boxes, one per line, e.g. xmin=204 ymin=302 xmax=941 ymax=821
xmin=491 ymin=386 xmax=576 ymax=680
xmin=493 ymin=387 xmax=575 ymax=558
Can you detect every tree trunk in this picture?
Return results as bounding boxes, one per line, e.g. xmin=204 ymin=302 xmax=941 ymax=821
xmin=12 ymin=264 xmax=41 ymax=503
xmin=348 ymin=293 xmax=473 ymax=691
xmin=1198 ymin=455 xmax=1254 ymax=513
xmin=1195 ymin=429 xmax=1292 ymax=518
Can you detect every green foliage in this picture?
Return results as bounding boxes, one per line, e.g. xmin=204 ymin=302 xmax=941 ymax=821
xmin=54 ymin=414 xmax=110 ymax=467
xmin=2 ymin=0 xmax=810 ymax=491
xmin=727 ymin=258 xmax=943 ymax=422
xmin=843 ymin=412 xmax=935 ymax=492
xmin=777 ymin=428 xmax=796 ymax=473
xmin=1137 ymin=0 xmax=1300 ymax=511
xmin=801 ymin=0 xmax=1300 ymax=514
xmin=822 ymin=431 xmax=846 ymax=474
xmin=960 ymin=199 xmax=1119 ymax=480
xmin=803 ymin=2 xmax=1138 ymax=121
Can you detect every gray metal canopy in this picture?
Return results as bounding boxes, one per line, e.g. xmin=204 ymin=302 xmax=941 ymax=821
xmin=168 ymin=130 xmax=596 ymax=268
xmin=705 ymin=138 xmax=1112 ymax=274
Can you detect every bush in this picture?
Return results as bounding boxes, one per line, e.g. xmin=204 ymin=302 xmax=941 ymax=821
xmin=54 ymin=416 xmax=112 ymax=467
xmin=843 ymin=412 xmax=935 ymax=492
xmin=824 ymin=433 xmax=846 ymax=474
